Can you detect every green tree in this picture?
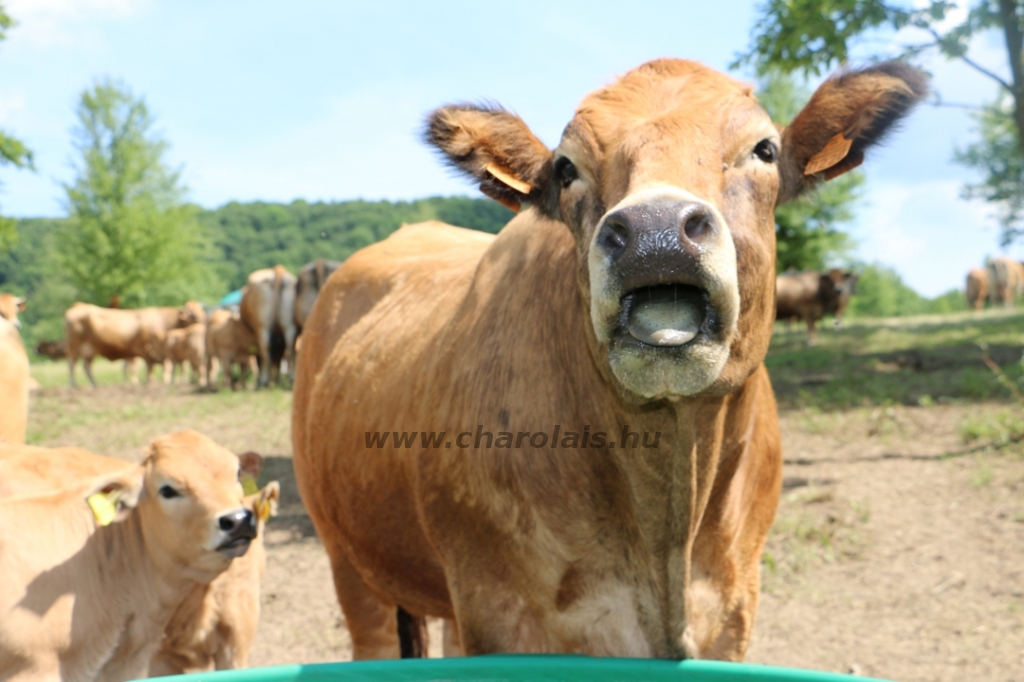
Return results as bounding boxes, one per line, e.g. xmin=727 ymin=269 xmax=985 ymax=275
xmin=736 ymin=1 xmax=1024 ymax=242
xmin=0 ymin=4 xmax=35 ymax=254
xmin=758 ymin=71 xmax=862 ymax=271
xmin=59 ymin=79 xmax=219 ymax=307
xmin=954 ymin=94 xmax=1023 ymax=244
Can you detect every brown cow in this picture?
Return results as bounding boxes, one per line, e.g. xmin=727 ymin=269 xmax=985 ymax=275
xmin=775 ymin=269 xmax=858 ymax=345
xmin=34 ymin=339 xmax=66 ymax=360
xmin=0 ymin=317 xmax=29 ymax=444
xmin=154 ymin=322 xmax=208 ymax=386
xmin=206 ymin=309 xmax=260 ymax=390
xmin=0 ymin=431 xmax=258 ymax=682
xmin=150 ymin=455 xmax=279 ymax=675
xmin=64 ymin=301 xmax=205 ymax=387
xmin=987 ymin=256 xmax=1024 ymax=307
xmin=0 ymin=292 xmax=26 ymax=328
xmin=295 ymin=258 xmax=343 ymax=332
xmin=240 ymin=266 xmax=297 ymax=388
xmin=293 ymin=59 xmax=926 ymax=660
xmin=965 ymin=267 xmax=989 ymax=311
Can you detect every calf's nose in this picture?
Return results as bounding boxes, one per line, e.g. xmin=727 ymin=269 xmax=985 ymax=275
xmin=596 ymin=201 xmax=718 ymax=264
xmin=218 ymin=508 xmax=257 ymax=538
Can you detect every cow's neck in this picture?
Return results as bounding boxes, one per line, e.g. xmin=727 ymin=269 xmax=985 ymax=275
xmin=520 ymin=216 xmax=732 ymax=656
xmin=85 ymin=515 xmax=204 ymax=678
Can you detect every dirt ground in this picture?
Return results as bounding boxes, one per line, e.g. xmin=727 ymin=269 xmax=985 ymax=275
xmin=23 ymin=368 xmax=1024 ymax=682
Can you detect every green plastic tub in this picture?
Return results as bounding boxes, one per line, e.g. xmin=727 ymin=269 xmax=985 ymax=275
xmin=146 ymin=655 xmax=889 ymax=682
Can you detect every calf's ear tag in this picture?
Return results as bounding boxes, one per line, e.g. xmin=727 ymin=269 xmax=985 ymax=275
xmin=241 ymin=475 xmax=259 ymax=496
xmin=484 ymin=163 xmax=532 ymax=195
xmin=87 ymin=492 xmax=118 ymax=527
xmin=804 ymin=132 xmax=853 ymax=176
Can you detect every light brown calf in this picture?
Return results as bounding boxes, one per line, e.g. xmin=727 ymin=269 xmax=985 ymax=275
xmin=155 ymin=322 xmax=208 ymax=386
xmin=293 ymin=60 xmax=927 ymax=660
xmin=0 ymin=317 xmax=30 ymax=444
xmin=987 ymin=256 xmax=1024 ymax=307
xmin=0 ymin=431 xmax=257 ymax=682
xmin=206 ymin=309 xmax=260 ymax=390
xmin=150 ymin=455 xmax=279 ymax=675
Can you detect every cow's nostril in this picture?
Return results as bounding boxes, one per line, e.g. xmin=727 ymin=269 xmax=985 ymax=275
xmin=219 ymin=516 xmax=236 ymax=532
xmin=597 ymin=220 xmax=630 ymax=259
xmin=683 ymin=212 xmax=713 ymax=242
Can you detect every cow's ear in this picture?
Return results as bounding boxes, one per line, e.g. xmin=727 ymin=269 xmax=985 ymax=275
xmin=16 ymin=298 xmax=26 ymax=313
xmin=84 ymin=467 xmax=145 ymax=527
xmin=251 ymin=481 xmax=280 ymax=522
xmin=238 ymin=451 xmax=264 ymax=480
xmin=777 ymin=62 xmax=928 ymax=204
xmin=424 ymin=104 xmax=554 ymax=214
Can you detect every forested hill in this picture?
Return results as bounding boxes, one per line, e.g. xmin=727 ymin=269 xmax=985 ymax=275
xmin=198 ymin=196 xmax=514 ymax=291
xmin=0 ymin=196 xmax=513 ymax=343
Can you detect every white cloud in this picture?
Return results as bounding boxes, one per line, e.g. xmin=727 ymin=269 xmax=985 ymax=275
xmin=5 ymin=0 xmax=147 ymax=49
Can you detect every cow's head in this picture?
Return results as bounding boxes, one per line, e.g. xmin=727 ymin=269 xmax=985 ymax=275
xmin=822 ymin=269 xmax=858 ymax=327
xmin=426 ymin=60 xmax=925 ymax=401
xmin=178 ymin=300 xmax=206 ymax=326
xmin=0 ymin=293 xmax=26 ymax=329
xmin=133 ymin=430 xmax=257 ymax=580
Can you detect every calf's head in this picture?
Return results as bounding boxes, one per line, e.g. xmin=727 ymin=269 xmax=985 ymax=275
xmin=83 ymin=431 xmax=258 ymax=581
xmin=426 ymin=60 xmax=925 ymax=401
xmin=0 ymin=293 xmax=26 ymax=329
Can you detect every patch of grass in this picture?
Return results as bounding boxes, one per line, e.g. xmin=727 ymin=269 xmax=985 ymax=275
xmin=761 ymin=488 xmax=870 ymax=587
xmin=768 ymin=309 xmax=1024 ymax=411
xmin=970 ymin=456 xmax=995 ymax=488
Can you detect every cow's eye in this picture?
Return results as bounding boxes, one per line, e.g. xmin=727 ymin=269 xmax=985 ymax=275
xmin=555 ymin=157 xmax=578 ymax=188
xmin=753 ymin=139 xmax=777 ymax=163
xmin=159 ymin=485 xmax=181 ymax=499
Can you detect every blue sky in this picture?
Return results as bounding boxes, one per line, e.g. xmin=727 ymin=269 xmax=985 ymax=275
xmin=0 ymin=0 xmax=1021 ymax=296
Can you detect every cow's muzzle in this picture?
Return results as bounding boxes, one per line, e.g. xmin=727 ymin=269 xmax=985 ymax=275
xmin=588 ymin=188 xmax=739 ymax=399
xmin=215 ymin=507 xmax=257 ymax=558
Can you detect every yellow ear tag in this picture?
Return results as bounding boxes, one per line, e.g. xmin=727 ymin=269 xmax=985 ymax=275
xmin=804 ymin=132 xmax=853 ymax=176
xmin=87 ymin=492 xmax=118 ymax=527
xmin=241 ymin=475 xmax=259 ymax=496
xmin=255 ymin=498 xmax=272 ymax=523
xmin=484 ymin=162 xmax=533 ymax=194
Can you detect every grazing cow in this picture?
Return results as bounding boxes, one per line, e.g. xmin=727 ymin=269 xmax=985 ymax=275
xmin=0 ymin=292 xmax=26 ymax=327
xmin=986 ymin=256 xmax=1024 ymax=307
xmin=150 ymin=455 xmax=280 ymax=675
xmin=154 ymin=322 xmax=208 ymax=386
xmin=292 ymin=59 xmax=926 ymax=660
xmin=34 ymin=339 xmax=66 ymax=360
xmin=965 ymin=267 xmax=989 ymax=311
xmin=295 ymin=259 xmax=343 ymax=332
xmin=240 ymin=265 xmax=297 ymax=387
xmin=0 ymin=317 xmax=29 ymax=444
xmin=0 ymin=431 xmax=258 ymax=682
xmin=64 ymin=301 xmax=205 ymax=387
xmin=206 ymin=309 xmax=260 ymax=390
xmin=775 ymin=269 xmax=858 ymax=345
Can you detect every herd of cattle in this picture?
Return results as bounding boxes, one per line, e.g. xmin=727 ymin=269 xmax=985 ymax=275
xmin=965 ymin=256 xmax=1024 ymax=310
xmin=0 ymin=56 xmax=999 ymax=678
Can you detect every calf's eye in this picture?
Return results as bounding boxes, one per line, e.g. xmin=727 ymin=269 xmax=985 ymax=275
xmin=555 ymin=157 xmax=578 ymax=188
xmin=753 ymin=139 xmax=777 ymax=163
xmin=159 ymin=485 xmax=181 ymax=499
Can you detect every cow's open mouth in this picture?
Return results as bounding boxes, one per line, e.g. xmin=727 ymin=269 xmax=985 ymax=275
xmin=620 ymin=284 xmax=710 ymax=347
xmin=216 ymin=537 xmax=253 ymax=558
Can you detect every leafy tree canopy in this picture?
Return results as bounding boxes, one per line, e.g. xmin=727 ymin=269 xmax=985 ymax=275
xmin=58 ymin=79 xmax=220 ymax=307
xmin=0 ymin=2 xmax=34 ymax=254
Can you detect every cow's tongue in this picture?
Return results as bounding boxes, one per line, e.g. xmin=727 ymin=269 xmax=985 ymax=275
xmin=626 ymin=286 xmax=704 ymax=347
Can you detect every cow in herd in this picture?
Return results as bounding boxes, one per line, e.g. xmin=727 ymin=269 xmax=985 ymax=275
xmin=775 ymin=269 xmax=859 ymax=345
xmin=0 ymin=293 xmax=29 ymax=444
xmin=0 ymin=431 xmax=278 ymax=681
xmin=64 ymin=301 xmax=206 ymax=387
xmin=293 ymin=59 xmax=927 ymax=659
xmin=963 ymin=257 xmax=1024 ymax=310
